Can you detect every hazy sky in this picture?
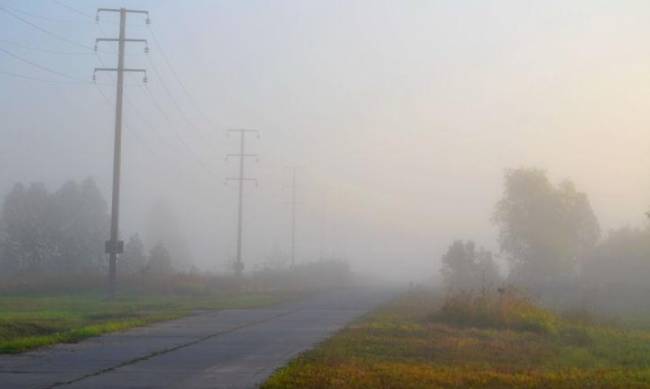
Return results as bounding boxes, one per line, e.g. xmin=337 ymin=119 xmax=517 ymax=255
xmin=2 ymin=0 xmax=650 ymax=280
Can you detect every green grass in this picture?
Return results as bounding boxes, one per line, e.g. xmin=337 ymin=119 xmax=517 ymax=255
xmin=264 ymin=288 xmax=650 ymax=388
xmin=0 ymin=274 xmax=298 ymax=354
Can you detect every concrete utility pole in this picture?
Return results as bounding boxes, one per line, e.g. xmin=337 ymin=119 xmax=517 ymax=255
xmin=226 ymin=129 xmax=259 ymax=276
xmin=94 ymin=7 xmax=149 ymax=298
xmin=289 ymin=167 xmax=298 ymax=268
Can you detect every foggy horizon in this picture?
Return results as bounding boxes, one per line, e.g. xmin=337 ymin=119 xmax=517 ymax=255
xmin=2 ymin=0 xmax=650 ymax=281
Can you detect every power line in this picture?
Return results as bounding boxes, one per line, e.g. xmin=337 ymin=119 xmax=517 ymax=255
xmin=128 ymin=87 xmax=220 ymax=177
xmin=96 ymin=79 xmax=218 ymax=186
xmin=94 ymin=81 xmax=113 ymax=104
xmin=148 ymin=27 xmax=219 ymax=128
xmin=51 ymin=0 xmax=94 ymax=19
xmin=95 ymin=82 xmax=168 ymax=171
xmin=0 ymin=39 xmax=95 ymax=55
xmin=52 ymin=0 xmax=145 ymax=26
xmin=0 ymin=66 xmax=134 ymax=86
xmin=2 ymin=4 xmax=88 ymax=24
xmin=0 ymin=6 xmax=96 ymax=51
xmin=142 ymin=85 xmax=216 ymax=171
xmin=100 ymin=24 xmax=218 ymax=174
xmin=100 ymin=47 xmax=216 ymax=173
xmin=145 ymin=54 xmax=212 ymax=145
xmin=0 ymin=46 xmax=84 ymax=80
xmin=0 ymin=70 xmax=91 ymax=84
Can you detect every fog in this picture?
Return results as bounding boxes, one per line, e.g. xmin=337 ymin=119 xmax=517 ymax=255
xmin=2 ymin=0 xmax=650 ymax=282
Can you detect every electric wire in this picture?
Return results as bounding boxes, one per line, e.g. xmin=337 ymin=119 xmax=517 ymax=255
xmin=0 ymin=39 xmax=95 ymax=55
xmin=142 ymin=84 xmax=219 ymax=175
xmin=95 ymin=50 xmax=219 ymax=178
xmin=97 ymin=79 xmax=220 ymax=180
xmin=148 ymin=27 xmax=219 ymax=129
xmin=0 ymin=69 xmax=91 ymax=84
xmin=0 ymin=46 xmax=84 ymax=80
xmin=51 ymin=0 xmax=94 ymax=19
xmin=51 ymin=0 xmax=145 ymax=26
xmin=2 ymin=4 xmax=88 ymax=24
xmin=144 ymin=53 xmax=212 ymax=145
xmin=0 ymin=6 xmax=97 ymax=51
xmin=94 ymin=82 xmax=160 ymax=160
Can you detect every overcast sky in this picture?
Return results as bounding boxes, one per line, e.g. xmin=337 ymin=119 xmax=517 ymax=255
xmin=2 ymin=0 xmax=650 ymax=280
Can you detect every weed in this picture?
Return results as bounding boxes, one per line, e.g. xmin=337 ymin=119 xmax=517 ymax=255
xmin=432 ymin=288 xmax=559 ymax=334
xmin=264 ymin=288 xmax=650 ymax=388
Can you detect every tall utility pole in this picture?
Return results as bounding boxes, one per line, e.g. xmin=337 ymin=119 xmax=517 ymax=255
xmin=226 ymin=129 xmax=259 ymax=276
xmin=94 ymin=8 xmax=149 ymax=298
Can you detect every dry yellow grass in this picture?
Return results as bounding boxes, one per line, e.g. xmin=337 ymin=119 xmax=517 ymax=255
xmin=264 ymin=288 xmax=650 ymax=388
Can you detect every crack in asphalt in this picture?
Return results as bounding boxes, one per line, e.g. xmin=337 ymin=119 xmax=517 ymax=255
xmin=44 ymin=308 xmax=303 ymax=388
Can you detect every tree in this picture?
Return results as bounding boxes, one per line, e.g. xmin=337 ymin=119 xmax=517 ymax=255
xmin=440 ymin=240 xmax=500 ymax=290
xmin=0 ymin=216 xmax=13 ymax=277
xmin=492 ymin=168 xmax=600 ymax=286
xmin=581 ymin=227 xmax=650 ymax=288
xmin=0 ymin=178 xmax=109 ymax=275
xmin=145 ymin=243 xmax=174 ymax=275
xmin=144 ymin=201 xmax=193 ymax=272
xmin=50 ymin=178 xmax=109 ymax=272
xmin=119 ymin=234 xmax=147 ymax=274
xmin=2 ymin=183 xmax=54 ymax=273
xmin=577 ymin=227 xmax=650 ymax=314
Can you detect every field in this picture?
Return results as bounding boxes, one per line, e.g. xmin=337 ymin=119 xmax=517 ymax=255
xmin=264 ymin=288 xmax=650 ymax=388
xmin=0 ymin=273 xmax=298 ymax=354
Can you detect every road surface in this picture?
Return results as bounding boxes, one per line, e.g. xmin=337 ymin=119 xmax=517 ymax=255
xmin=0 ymin=287 xmax=394 ymax=388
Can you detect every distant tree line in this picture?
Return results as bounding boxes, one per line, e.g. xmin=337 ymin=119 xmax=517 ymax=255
xmin=441 ymin=167 xmax=650 ymax=314
xmin=0 ymin=178 xmax=176 ymax=278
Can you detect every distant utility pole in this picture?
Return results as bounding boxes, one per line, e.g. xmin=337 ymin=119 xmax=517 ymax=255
xmin=288 ymin=167 xmax=299 ymax=268
xmin=226 ymin=129 xmax=259 ymax=276
xmin=94 ymin=8 xmax=150 ymax=298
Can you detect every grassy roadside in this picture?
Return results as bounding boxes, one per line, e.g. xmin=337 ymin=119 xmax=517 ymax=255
xmin=263 ymin=288 xmax=650 ymax=388
xmin=0 ymin=274 xmax=301 ymax=354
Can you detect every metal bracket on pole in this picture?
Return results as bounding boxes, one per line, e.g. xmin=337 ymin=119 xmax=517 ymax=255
xmin=105 ymin=240 xmax=124 ymax=254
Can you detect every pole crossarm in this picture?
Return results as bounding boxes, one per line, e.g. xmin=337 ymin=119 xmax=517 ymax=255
xmin=227 ymin=128 xmax=260 ymax=137
xmin=228 ymin=129 xmax=260 ymax=132
xmin=226 ymin=177 xmax=258 ymax=183
xmin=94 ymin=67 xmax=146 ymax=73
xmin=96 ymin=8 xmax=150 ymax=24
xmin=226 ymin=153 xmax=258 ymax=159
xmin=94 ymin=67 xmax=147 ymax=82
xmin=95 ymin=38 xmax=149 ymax=52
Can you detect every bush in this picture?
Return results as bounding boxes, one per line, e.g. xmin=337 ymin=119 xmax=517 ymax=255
xmin=432 ymin=287 xmax=559 ymax=334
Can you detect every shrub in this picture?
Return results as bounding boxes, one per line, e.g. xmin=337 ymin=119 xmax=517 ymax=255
xmin=432 ymin=287 xmax=559 ymax=334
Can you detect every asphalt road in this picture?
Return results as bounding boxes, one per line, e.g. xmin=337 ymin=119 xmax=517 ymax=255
xmin=0 ymin=287 xmax=394 ymax=389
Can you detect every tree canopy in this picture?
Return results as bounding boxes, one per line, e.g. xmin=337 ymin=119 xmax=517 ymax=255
xmin=0 ymin=178 xmax=109 ymax=275
xmin=493 ymin=168 xmax=600 ymax=286
xmin=440 ymin=240 xmax=500 ymax=290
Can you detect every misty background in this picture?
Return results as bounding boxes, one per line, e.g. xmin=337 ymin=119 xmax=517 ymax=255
xmin=2 ymin=0 xmax=650 ymax=281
